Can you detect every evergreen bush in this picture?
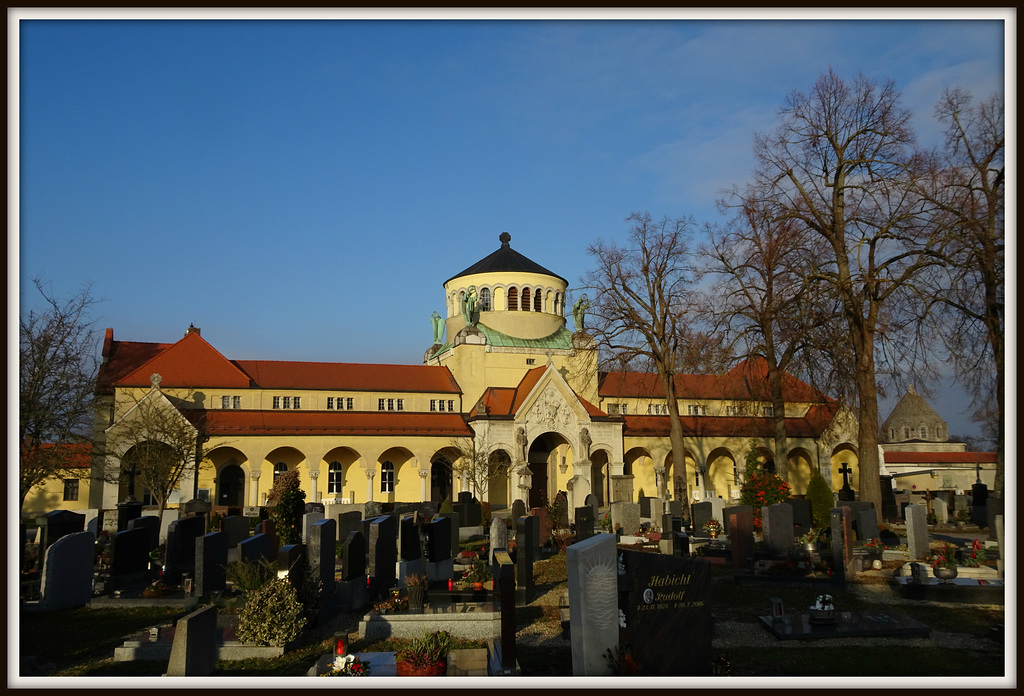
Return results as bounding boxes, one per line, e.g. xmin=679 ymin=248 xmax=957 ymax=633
xmin=266 ymin=469 xmax=306 ymax=545
xmin=439 ymin=496 xmax=453 ymax=514
xmin=805 ymin=469 xmax=834 ymax=530
xmin=738 ymin=440 xmax=790 ymax=533
xmin=236 ymin=577 xmax=307 ymax=647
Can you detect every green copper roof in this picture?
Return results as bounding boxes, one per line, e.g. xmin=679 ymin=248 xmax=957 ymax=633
xmin=477 ymin=324 xmax=574 ymax=349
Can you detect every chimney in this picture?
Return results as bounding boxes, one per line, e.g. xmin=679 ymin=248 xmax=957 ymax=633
xmin=186 ymin=323 xmax=201 ymax=337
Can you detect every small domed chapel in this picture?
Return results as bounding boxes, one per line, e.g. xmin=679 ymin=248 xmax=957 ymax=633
xmin=83 ymin=234 xmax=858 ymax=515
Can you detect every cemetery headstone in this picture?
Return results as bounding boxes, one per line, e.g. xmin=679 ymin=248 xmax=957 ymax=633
xmin=830 ymin=506 xmax=854 ymax=579
xmin=729 ymin=509 xmax=754 ymax=569
xmin=584 ymin=493 xmax=599 ymax=514
xmin=905 ymin=504 xmax=929 ymax=560
xmin=164 ymin=515 xmax=206 ymax=584
xmin=110 ymin=527 xmax=151 ymax=577
xmin=368 ymin=514 xmax=398 ymax=590
xmin=609 ymin=501 xmax=641 ymax=536
xmin=639 ymin=495 xmax=652 ymax=519
xmin=566 ymin=533 xmax=619 ymax=676
xmin=256 ymin=518 xmax=279 ymax=557
xmin=309 ymin=518 xmax=337 ymax=595
xmin=515 ymin=516 xmax=536 ymax=606
xmin=180 ymin=498 xmax=212 ymax=518
xmin=35 ymin=510 xmax=86 ymax=567
xmin=341 ymin=531 xmax=367 ymax=581
xmin=987 ymin=497 xmax=1004 ymax=536
xmin=302 ymin=510 xmax=325 ymax=545
xmin=221 ymin=515 xmax=251 ymax=548
xmin=708 ymin=497 xmax=725 ymax=527
xmin=279 ymin=544 xmax=308 ymax=590
xmin=304 ymin=502 xmax=325 ymax=515
xmin=489 ymin=516 xmax=508 ymax=566
xmin=166 ymin=604 xmax=218 ymax=676
xmin=575 ymin=506 xmax=595 ymax=541
xmin=116 ymin=498 xmax=144 ymax=531
xmin=763 ymin=503 xmax=794 ymax=556
xmin=879 ymin=475 xmax=898 ymax=521
xmin=39 ymin=530 xmax=95 ymax=610
xmin=237 ymin=533 xmax=273 ymax=566
xmin=722 ymin=504 xmax=752 ymax=536
xmin=194 ymin=531 xmax=227 ymax=597
xmin=618 ymin=548 xmax=713 ymax=675
xmin=439 ymin=511 xmax=460 ymax=558
xmin=338 ymin=511 xmax=362 ymax=543
xmin=853 ymin=507 xmax=879 ymax=542
xmin=532 ymin=507 xmax=552 ymax=548
xmin=511 ymin=499 xmax=527 ymax=521
xmin=783 ymin=498 xmax=812 ymax=533
xmin=398 ymin=515 xmax=421 ymax=561
xmin=126 ymin=515 xmax=161 ymax=552
xmin=691 ymin=501 xmax=713 ymax=535
xmin=425 ymin=515 xmax=452 ymax=562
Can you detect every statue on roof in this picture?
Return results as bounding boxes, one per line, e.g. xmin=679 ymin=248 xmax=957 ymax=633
xmin=430 ymin=311 xmax=445 ymax=344
xmin=572 ymin=294 xmax=589 ymax=332
xmin=461 ymin=286 xmax=478 ymax=326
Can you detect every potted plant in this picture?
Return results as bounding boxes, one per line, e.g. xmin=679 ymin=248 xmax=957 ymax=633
xmin=808 ymin=593 xmax=836 ymax=624
xmin=395 ymin=630 xmax=457 ymax=676
xmin=404 ymin=572 xmax=427 ymax=611
xmin=462 ymin=558 xmax=492 ymax=590
xmin=702 ymin=518 xmax=723 ymax=539
xmin=799 ymin=528 xmax=819 ymax=551
xmin=930 ymin=542 xmax=959 ymax=582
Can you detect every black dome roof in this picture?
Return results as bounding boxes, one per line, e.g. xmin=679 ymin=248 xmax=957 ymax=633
xmin=445 ymin=233 xmax=567 ymax=285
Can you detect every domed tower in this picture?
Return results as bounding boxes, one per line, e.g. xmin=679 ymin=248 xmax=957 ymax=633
xmin=425 ymin=233 xmax=596 ymax=407
xmin=882 ymin=384 xmax=949 ymax=444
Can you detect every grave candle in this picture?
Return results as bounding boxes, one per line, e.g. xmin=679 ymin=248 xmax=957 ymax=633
xmin=335 ymin=638 xmax=346 ymax=656
xmin=448 ymin=578 xmax=453 ymax=591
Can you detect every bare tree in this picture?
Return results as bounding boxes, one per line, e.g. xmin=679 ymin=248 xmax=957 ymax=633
xmin=19 ymin=278 xmax=100 ymax=512
xmin=750 ymin=69 xmax=945 ymax=512
xmin=916 ymin=88 xmax=1005 ymax=498
xmin=103 ymin=386 xmax=209 ymax=520
xmin=581 ymin=211 xmax=701 ymax=521
xmin=447 ymin=436 xmax=510 ymax=502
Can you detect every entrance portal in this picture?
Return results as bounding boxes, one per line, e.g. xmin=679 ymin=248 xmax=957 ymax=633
xmin=218 ymin=464 xmax=245 ymax=507
xmin=430 ymin=459 xmax=452 ymax=503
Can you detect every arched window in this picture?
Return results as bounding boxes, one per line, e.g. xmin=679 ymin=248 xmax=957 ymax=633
xmin=534 ymin=288 xmax=542 ymax=312
xmin=274 ymin=462 xmax=288 ymax=480
xmin=904 ymin=427 xmax=910 ymax=439
xmin=521 ymin=288 xmax=531 ymax=311
xmin=554 ymin=292 xmax=561 ymax=315
xmin=479 ymin=287 xmax=492 ymax=312
xmin=328 ymin=461 xmax=343 ymax=494
xmin=380 ymin=461 xmax=395 ymax=493
xmin=507 ymin=287 xmax=518 ymax=311
xmin=921 ymin=423 xmax=928 ymax=439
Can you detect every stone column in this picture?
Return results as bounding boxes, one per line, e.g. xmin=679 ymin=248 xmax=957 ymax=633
xmin=365 ymin=468 xmax=376 ymax=502
xmin=248 ymin=471 xmax=261 ymax=508
xmin=419 ymin=469 xmax=429 ymax=501
xmin=654 ymin=465 xmax=667 ymax=499
xmin=308 ymin=471 xmax=320 ymax=504
xmin=460 ymin=471 xmax=469 ymax=496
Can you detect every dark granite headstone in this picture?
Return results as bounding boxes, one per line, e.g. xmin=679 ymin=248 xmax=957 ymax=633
xmin=36 ymin=510 xmax=86 ymax=562
xmin=673 ymin=532 xmax=690 ymax=557
xmin=338 ymin=511 xmax=362 ymax=543
xmin=194 ymin=531 xmax=227 ymax=597
xmin=831 ymin=506 xmax=854 ymax=579
xmin=575 ymin=506 xmax=595 ymax=541
xmin=879 ymin=475 xmax=898 ymax=521
xmin=583 ymin=494 xmax=598 ymax=514
xmin=341 ymin=531 xmax=367 ymax=581
xmin=110 ymin=528 xmax=151 ymax=576
xmin=256 ymin=518 xmax=279 ymax=557
xmin=304 ymin=502 xmax=326 ymax=515
xmin=722 ymin=504 xmax=752 ymax=536
xmin=986 ymin=496 xmax=1004 ymax=534
xmin=618 ymin=549 xmax=713 ymax=675
xmin=309 ymin=518 xmax=337 ymax=594
xmin=784 ymin=498 xmax=812 ymax=533
xmin=126 ymin=515 xmax=160 ymax=552
xmin=164 ymin=514 xmax=206 ymax=583
xmin=515 ymin=516 xmax=536 ymax=606
xmin=668 ymin=500 xmax=683 ymax=518
xmin=691 ymin=501 xmax=713 ymax=535
xmin=279 ymin=544 xmax=308 ymax=588
xmin=511 ymin=499 xmax=527 ymax=521
xmin=398 ymin=515 xmax=422 ymax=561
xmin=368 ymin=514 xmax=398 ymax=589
xmin=237 ymin=533 xmax=273 ymax=566
xmin=116 ymin=499 xmax=144 ymax=532
xmin=425 ymin=516 xmax=452 ymax=562
xmin=438 ymin=511 xmax=460 ymax=558
xmin=729 ymin=509 xmax=754 ymax=569
xmin=853 ymin=507 xmax=879 ymax=542
xmin=639 ymin=496 xmax=652 ymax=519
xmin=458 ymin=491 xmax=474 ymax=504
xmin=221 ymin=515 xmax=250 ymax=548
xmin=180 ymin=498 xmax=212 ymax=518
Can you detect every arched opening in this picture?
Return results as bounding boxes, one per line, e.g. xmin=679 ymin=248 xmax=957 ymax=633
xmin=430 ymin=448 xmax=459 ymax=504
xmin=218 ymin=463 xmax=245 ymax=507
xmin=830 ymin=444 xmax=860 ymax=493
xmin=487 ymin=449 xmax=511 ymax=509
xmin=706 ymin=447 xmax=737 ymax=500
xmin=624 ymin=447 xmax=655 ymax=500
xmin=533 ymin=289 xmax=542 ymax=312
xmin=527 ymin=432 xmax=571 ymax=508
xmin=590 ymin=449 xmax=609 ymax=506
xmin=521 ymin=287 xmax=531 ymax=311
xmin=507 ymin=286 xmax=518 ymax=311
xmin=479 ymin=287 xmax=492 ymax=312
xmin=786 ymin=447 xmax=815 ymax=495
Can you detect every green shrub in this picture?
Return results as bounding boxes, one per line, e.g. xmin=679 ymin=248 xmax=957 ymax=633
xmin=396 ymin=630 xmax=457 ymax=669
xmin=439 ymin=497 xmax=453 ymax=514
xmin=266 ymin=469 xmax=305 ymax=545
xmin=738 ymin=441 xmax=790 ymax=533
xmin=236 ymin=578 xmax=307 ymax=647
xmin=225 ymin=557 xmax=277 ymax=595
xmin=806 ymin=469 xmax=834 ymax=530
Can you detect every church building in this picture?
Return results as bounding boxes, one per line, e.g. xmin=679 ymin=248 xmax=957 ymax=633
xmin=28 ymin=234 xmax=866 ymax=518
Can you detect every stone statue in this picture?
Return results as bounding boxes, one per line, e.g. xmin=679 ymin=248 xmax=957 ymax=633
xmin=461 ymin=286 xmax=478 ymax=326
xmin=580 ymin=427 xmax=591 ymax=459
xmin=572 ymin=294 xmax=589 ymax=332
xmin=430 ymin=311 xmax=444 ymax=344
xmin=516 ymin=427 xmax=528 ymax=463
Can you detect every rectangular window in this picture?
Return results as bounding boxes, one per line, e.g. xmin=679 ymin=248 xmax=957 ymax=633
xmin=397 ymin=399 xmax=404 ymax=411
xmin=387 ymin=398 xmax=394 ymax=411
xmin=62 ymin=478 xmax=79 ymax=501
xmin=620 ymin=403 xmax=627 ymax=415
xmin=379 ymin=398 xmax=386 ymax=411
xmin=608 ymin=404 xmax=619 ymax=415
xmin=762 ymin=406 xmax=774 ymax=417
xmin=526 ymin=358 xmax=535 ymax=365
xmin=293 ymin=396 xmax=301 ymax=409
xmin=233 ymin=396 xmax=241 ymax=409
xmin=430 ymin=399 xmax=437 ymax=412
xmin=447 ymin=400 xmax=455 ymax=412
xmin=273 ymin=396 xmax=280 ymax=409
xmin=345 ymin=398 xmax=353 ymax=410
xmin=282 ymin=396 xmax=291 ymax=409
xmin=327 ymin=397 xmax=334 ymax=409
xmin=726 ymin=405 xmax=740 ymax=416
xmin=222 ymin=396 xmax=230 ymax=409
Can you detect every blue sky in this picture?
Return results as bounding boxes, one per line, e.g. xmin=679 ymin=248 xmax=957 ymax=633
xmin=13 ymin=10 xmax=1011 ymax=440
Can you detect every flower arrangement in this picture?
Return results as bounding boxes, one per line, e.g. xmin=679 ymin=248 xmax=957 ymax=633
xmin=142 ymin=580 xmax=171 ymax=597
xmin=799 ymin=528 xmax=820 ymax=545
xmin=395 ymin=630 xmax=456 ymax=675
xmin=930 ymin=542 xmax=959 ymax=570
xmin=462 ymin=558 xmax=492 ymax=585
xmin=702 ymin=518 xmax=723 ymax=536
xmin=373 ymin=588 xmax=409 ymax=614
xmin=738 ymin=444 xmax=791 ymax=533
xmin=810 ymin=594 xmax=834 ymax=611
xmin=322 ymin=653 xmax=370 ymax=676
xmin=964 ymin=539 xmax=987 ymax=568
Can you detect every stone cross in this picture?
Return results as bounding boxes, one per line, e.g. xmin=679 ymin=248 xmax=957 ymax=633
xmin=838 ymin=463 xmax=852 ymax=489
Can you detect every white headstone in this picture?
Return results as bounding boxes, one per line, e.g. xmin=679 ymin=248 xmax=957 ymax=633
xmin=566 ymin=534 xmax=619 ymax=676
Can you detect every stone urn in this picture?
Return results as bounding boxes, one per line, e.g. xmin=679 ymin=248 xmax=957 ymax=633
xmin=933 ymin=566 xmax=958 ymax=583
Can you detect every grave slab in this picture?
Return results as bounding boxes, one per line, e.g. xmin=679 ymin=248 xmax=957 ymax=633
xmin=759 ymin=609 xmax=930 ymax=640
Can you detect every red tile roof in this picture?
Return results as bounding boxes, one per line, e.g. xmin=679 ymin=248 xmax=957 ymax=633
xmin=234 ymin=360 xmax=461 ymax=393
xmin=473 ymin=366 xmax=608 ymax=419
xmin=23 ymin=442 xmax=93 ymax=468
xmin=115 ymin=331 xmax=252 ymax=389
xmin=882 ymin=451 xmax=998 ymax=464
xmin=202 ymin=411 xmax=472 ymax=437
xmin=97 ymin=334 xmax=175 ymax=394
xmin=599 ymin=357 xmax=829 ymax=403
xmin=622 ymin=404 xmax=839 ymax=440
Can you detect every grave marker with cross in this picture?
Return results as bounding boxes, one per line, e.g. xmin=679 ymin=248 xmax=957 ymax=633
xmin=837 ymin=462 xmax=856 ymax=502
